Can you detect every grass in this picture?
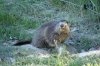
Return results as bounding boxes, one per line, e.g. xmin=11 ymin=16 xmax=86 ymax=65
xmin=0 ymin=45 xmax=100 ymax=66
xmin=0 ymin=0 xmax=100 ymax=66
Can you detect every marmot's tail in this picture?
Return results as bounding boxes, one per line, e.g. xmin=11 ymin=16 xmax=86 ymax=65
xmin=13 ymin=40 xmax=32 ymax=46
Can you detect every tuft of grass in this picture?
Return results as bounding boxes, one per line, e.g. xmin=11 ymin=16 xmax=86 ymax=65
xmin=51 ymin=0 xmax=65 ymax=8
xmin=76 ymin=37 xmax=94 ymax=51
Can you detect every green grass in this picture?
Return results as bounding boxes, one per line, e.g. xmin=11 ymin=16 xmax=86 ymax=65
xmin=0 ymin=0 xmax=100 ymax=66
xmin=0 ymin=45 xmax=100 ymax=66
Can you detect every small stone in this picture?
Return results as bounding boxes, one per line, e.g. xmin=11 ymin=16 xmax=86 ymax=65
xmin=3 ymin=43 xmax=8 ymax=45
xmin=10 ymin=58 xmax=15 ymax=63
xmin=71 ymin=27 xmax=77 ymax=32
xmin=89 ymin=48 xmax=95 ymax=51
xmin=10 ymin=37 xmax=13 ymax=40
xmin=6 ymin=57 xmax=15 ymax=63
xmin=69 ymin=42 xmax=74 ymax=45
xmin=66 ymin=45 xmax=77 ymax=54
xmin=81 ymin=49 xmax=85 ymax=53
xmin=8 ymin=40 xmax=16 ymax=45
xmin=0 ymin=58 xmax=3 ymax=62
xmin=98 ymin=47 xmax=100 ymax=50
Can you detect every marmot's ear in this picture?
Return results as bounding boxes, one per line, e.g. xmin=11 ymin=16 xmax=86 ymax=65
xmin=65 ymin=21 xmax=68 ymax=23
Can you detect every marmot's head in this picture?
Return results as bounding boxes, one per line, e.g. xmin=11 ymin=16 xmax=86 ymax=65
xmin=55 ymin=20 xmax=70 ymax=33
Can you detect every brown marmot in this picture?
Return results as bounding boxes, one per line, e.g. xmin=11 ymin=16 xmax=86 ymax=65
xmin=13 ymin=20 xmax=70 ymax=49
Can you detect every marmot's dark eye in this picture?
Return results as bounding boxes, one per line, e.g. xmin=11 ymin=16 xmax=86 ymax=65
xmin=65 ymin=21 xmax=68 ymax=23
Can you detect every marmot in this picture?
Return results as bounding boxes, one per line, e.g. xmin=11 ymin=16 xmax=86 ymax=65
xmin=13 ymin=20 xmax=70 ymax=49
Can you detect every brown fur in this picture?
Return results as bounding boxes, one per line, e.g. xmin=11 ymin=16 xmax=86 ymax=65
xmin=13 ymin=20 xmax=70 ymax=49
xmin=32 ymin=20 xmax=70 ymax=48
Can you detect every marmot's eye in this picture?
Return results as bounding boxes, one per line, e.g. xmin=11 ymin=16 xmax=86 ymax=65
xmin=65 ymin=21 xmax=68 ymax=23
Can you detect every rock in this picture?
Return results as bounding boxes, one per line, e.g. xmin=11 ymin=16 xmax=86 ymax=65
xmin=3 ymin=43 xmax=8 ymax=45
xmin=79 ymin=50 xmax=100 ymax=57
xmin=10 ymin=36 xmax=13 ymax=40
xmin=27 ymin=54 xmax=40 ymax=57
xmin=21 ymin=45 xmax=50 ymax=54
xmin=6 ymin=57 xmax=15 ymax=63
xmin=71 ymin=27 xmax=78 ymax=32
xmin=0 ymin=58 xmax=3 ymax=62
xmin=66 ymin=45 xmax=77 ymax=54
xmin=10 ymin=58 xmax=15 ymax=63
xmin=98 ymin=47 xmax=100 ymax=50
xmin=88 ymin=48 xmax=95 ymax=51
xmin=64 ymin=38 xmax=74 ymax=45
xmin=72 ymin=50 xmax=100 ymax=57
xmin=68 ymin=42 xmax=74 ymax=45
xmin=8 ymin=40 xmax=16 ymax=45
xmin=81 ymin=49 xmax=85 ymax=53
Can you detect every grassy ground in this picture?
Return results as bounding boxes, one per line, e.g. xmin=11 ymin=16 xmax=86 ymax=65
xmin=0 ymin=0 xmax=100 ymax=66
xmin=0 ymin=45 xmax=100 ymax=66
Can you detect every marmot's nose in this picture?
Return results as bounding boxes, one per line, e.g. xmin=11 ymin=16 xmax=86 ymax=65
xmin=60 ymin=24 xmax=64 ymax=28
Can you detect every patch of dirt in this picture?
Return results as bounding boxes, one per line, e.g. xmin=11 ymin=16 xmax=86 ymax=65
xmin=20 ymin=45 xmax=50 ymax=58
xmin=16 ymin=44 xmax=100 ymax=58
xmin=73 ymin=50 xmax=100 ymax=57
xmin=2 ymin=40 xmax=100 ymax=59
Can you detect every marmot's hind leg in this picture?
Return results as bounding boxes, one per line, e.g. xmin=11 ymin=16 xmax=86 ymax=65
xmin=34 ymin=38 xmax=50 ymax=48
